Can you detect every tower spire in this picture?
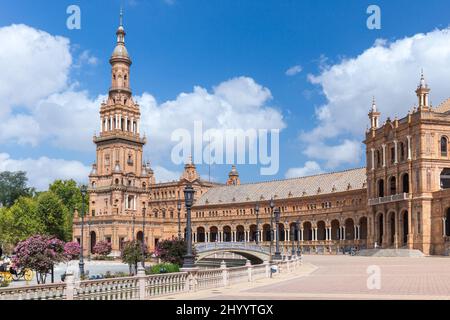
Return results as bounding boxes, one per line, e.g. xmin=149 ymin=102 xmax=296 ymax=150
xmin=416 ymin=69 xmax=430 ymax=110
xmin=120 ymin=7 xmax=123 ymax=27
xmin=368 ymin=96 xmax=380 ymax=129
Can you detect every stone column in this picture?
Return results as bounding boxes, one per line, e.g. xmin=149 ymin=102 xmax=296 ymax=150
xmin=300 ymin=228 xmax=304 ymax=242
xmin=382 ymin=144 xmax=386 ymax=167
xmin=394 ymin=140 xmax=398 ymax=164
xmin=443 ymin=217 xmax=447 ymax=237
xmin=407 ymin=135 xmax=412 ymax=161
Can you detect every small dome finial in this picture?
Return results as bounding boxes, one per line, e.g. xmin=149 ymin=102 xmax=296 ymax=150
xmin=120 ymin=7 xmax=123 ymax=27
xmin=371 ymin=96 xmax=377 ymax=112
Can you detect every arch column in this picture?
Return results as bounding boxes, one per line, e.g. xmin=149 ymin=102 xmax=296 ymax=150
xmin=443 ymin=217 xmax=447 ymax=237
xmin=300 ymin=228 xmax=304 ymax=242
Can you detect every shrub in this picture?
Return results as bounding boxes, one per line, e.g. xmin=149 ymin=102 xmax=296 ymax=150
xmin=148 ymin=263 xmax=180 ymax=275
xmin=154 ymin=237 xmax=196 ymax=267
xmin=12 ymin=235 xmax=66 ymax=284
xmin=93 ymin=241 xmax=112 ymax=257
xmin=0 ymin=279 xmax=10 ymax=287
xmin=64 ymin=241 xmax=80 ymax=260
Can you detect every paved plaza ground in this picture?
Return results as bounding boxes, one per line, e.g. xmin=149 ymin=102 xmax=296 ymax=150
xmin=160 ymin=255 xmax=450 ymax=300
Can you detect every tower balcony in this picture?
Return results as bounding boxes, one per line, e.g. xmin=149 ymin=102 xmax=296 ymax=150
xmin=368 ymin=192 xmax=409 ymax=206
xmin=109 ymin=86 xmax=132 ymax=94
xmin=94 ymin=132 xmax=146 ymax=145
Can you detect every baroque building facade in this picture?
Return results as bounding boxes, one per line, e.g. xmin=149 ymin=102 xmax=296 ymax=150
xmin=73 ymin=17 xmax=450 ymax=256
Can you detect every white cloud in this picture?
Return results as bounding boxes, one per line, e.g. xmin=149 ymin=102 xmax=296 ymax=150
xmin=0 ymin=153 xmax=90 ymax=191
xmin=285 ymin=161 xmax=323 ymax=178
xmin=153 ymin=166 xmax=181 ymax=183
xmin=137 ymin=76 xmax=286 ymax=162
xmin=0 ymin=24 xmax=71 ymax=118
xmin=302 ymin=28 xmax=450 ymax=167
xmin=285 ymin=65 xmax=302 ymax=76
xmin=304 ymin=140 xmax=362 ymax=169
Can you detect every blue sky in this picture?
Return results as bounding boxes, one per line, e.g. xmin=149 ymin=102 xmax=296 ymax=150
xmin=3 ymin=0 xmax=450 ymax=189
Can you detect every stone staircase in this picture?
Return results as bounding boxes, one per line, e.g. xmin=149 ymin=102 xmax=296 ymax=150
xmin=357 ymin=248 xmax=425 ymax=257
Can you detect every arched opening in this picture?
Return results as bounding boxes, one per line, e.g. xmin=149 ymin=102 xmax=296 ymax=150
xmin=440 ymin=169 xmax=450 ymax=189
xmin=249 ymin=224 xmax=257 ymax=242
xmin=402 ymin=211 xmax=409 ymax=245
xmin=317 ymin=221 xmax=326 ymax=240
xmin=389 ymin=176 xmax=397 ymax=195
xmin=389 ymin=212 xmax=396 ymax=246
xmin=90 ymin=231 xmax=97 ymax=254
xmin=331 ymin=219 xmax=340 ymax=240
xmin=345 ymin=218 xmax=355 ymax=240
xmin=236 ymin=225 xmax=245 ymax=242
xmin=196 ymin=227 xmax=205 ymax=243
xmin=137 ymin=231 xmax=143 ymax=243
xmin=359 ymin=217 xmax=368 ymax=240
xmin=402 ymin=173 xmax=409 ymax=193
xmin=277 ymin=223 xmax=285 ymax=241
xmin=376 ymin=150 xmax=381 ymax=168
xmin=446 ymin=208 xmax=450 ymax=237
xmin=441 ymin=136 xmax=448 ymax=157
xmin=223 ymin=226 xmax=232 ymax=242
xmin=209 ymin=226 xmax=218 ymax=242
xmin=263 ymin=224 xmax=271 ymax=241
xmin=378 ymin=179 xmax=384 ymax=197
xmin=400 ymin=142 xmax=405 ymax=161
xmin=303 ymin=222 xmax=312 ymax=241
xmin=289 ymin=223 xmax=298 ymax=241
xmin=377 ymin=214 xmax=383 ymax=246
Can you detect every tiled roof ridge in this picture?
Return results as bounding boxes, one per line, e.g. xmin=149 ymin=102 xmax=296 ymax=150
xmin=217 ymin=166 xmax=366 ymax=188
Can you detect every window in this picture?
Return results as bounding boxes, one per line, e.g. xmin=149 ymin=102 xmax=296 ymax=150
xmin=376 ymin=150 xmax=381 ymax=168
xmin=441 ymin=136 xmax=448 ymax=157
xmin=400 ymin=142 xmax=405 ymax=161
xmin=378 ymin=179 xmax=384 ymax=197
xmin=390 ymin=147 xmax=395 ymax=164
xmin=389 ymin=176 xmax=396 ymax=195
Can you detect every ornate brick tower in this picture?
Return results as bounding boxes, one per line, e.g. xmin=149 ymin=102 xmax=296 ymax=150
xmin=85 ymin=12 xmax=153 ymax=254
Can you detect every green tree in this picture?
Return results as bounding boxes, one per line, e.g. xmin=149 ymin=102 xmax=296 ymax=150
xmin=48 ymin=179 xmax=88 ymax=240
xmin=0 ymin=197 xmax=43 ymax=246
xmin=0 ymin=171 xmax=35 ymax=207
xmin=36 ymin=192 xmax=70 ymax=241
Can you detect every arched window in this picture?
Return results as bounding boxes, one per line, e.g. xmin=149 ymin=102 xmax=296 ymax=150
xmin=441 ymin=136 xmax=448 ymax=157
xmin=378 ymin=179 xmax=384 ymax=197
xmin=389 ymin=176 xmax=396 ymax=195
xmin=402 ymin=173 xmax=409 ymax=193
xmin=440 ymin=169 xmax=450 ymax=189
xmin=376 ymin=150 xmax=381 ymax=168
xmin=400 ymin=142 xmax=405 ymax=161
xmin=445 ymin=208 xmax=450 ymax=237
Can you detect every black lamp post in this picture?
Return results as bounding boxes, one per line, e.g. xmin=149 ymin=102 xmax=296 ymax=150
xmin=177 ymin=201 xmax=182 ymax=239
xmin=141 ymin=203 xmax=146 ymax=268
xmin=273 ymin=207 xmax=282 ymax=260
xmin=182 ymin=184 xmax=195 ymax=269
xmin=255 ymin=203 xmax=260 ymax=245
xmin=296 ymin=219 xmax=301 ymax=256
xmin=269 ymin=197 xmax=275 ymax=260
xmin=79 ymin=185 xmax=87 ymax=278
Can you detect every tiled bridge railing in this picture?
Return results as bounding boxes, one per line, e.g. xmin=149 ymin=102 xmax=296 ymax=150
xmin=0 ymin=256 xmax=301 ymax=300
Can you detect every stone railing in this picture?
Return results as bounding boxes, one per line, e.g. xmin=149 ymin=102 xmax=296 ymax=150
xmin=195 ymin=242 xmax=270 ymax=254
xmin=0 ymin=282 xmax=67 ymax=300
xmin=368 ymin=193 xmax=409 ymax=206
xmin=0 ymin=256 xmax=302 ymax=300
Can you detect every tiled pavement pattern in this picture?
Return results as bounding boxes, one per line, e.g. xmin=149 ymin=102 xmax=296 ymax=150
xmin=160 ymin=255 xmax=450 ymax=300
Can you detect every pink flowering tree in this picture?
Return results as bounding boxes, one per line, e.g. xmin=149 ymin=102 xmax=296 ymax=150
xmin=12 ymin=235 xmax=67 ymax=284
xmin=64 ymin=241 xmax=81 ymax=260
xmin=93 ymin=241 xmax=112 ymax=257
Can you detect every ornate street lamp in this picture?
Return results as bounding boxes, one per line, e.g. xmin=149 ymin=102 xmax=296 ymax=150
xmin=296 ymin=219 xmax=301 ymax=256
xmin=269 ymin=197 xmax=275 ymax=260
xmin=182 ymin=184 xmax=195 ymax=269
xmin=177 ymin=201 xmax=182 ymax=239
xmin=255 ymin=202 xmax=260 ymax=245
xmin=141 ymin=203 xmax=146 ymax=268
xmin=79 ymin=185 xmax=87 ymax=278
xmin=273 ymin=207 xmax=282 ymax=260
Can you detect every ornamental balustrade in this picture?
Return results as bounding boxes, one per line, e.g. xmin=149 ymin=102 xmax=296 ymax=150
xmin=0 ymin=256 xmax=301 ymax=300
